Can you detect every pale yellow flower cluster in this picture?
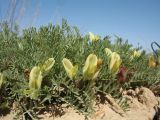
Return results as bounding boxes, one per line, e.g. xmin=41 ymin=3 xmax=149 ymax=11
xmin=89 ymin=32 xmax=100 ymax=42
xmin=29 ymin=58 xmax=55 ymax=90
xmin=62 ymin=54 xmax=100 ymax=80
xmin=105 ymin=48 xmax=122 ymax=75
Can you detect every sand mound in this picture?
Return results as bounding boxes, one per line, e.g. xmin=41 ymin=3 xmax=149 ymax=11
xmin=0 ymin=87 xmax=159 ymax=120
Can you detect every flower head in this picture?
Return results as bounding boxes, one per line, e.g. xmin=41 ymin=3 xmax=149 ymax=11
xmin=105 ymin=48 xmax=112 ymax=56
xmin=89 ymin=32 xmax=100 ymax=42
xmin=41 ymin=58 xmax=55 ymax=73
xmin=148 ymin=55 xmax=156 ymax=68
xmin=131 ymin=50 xmax=141 ymax=60
xmin=109 ymin=52 xmax=122 ymax=75
xmin=29 ymin=66 xmax=43 ymax=90
xmin=83 ymin=54 xmax=99 ymax=79
xmin=62 ymin=58 xmax=78 ymax=79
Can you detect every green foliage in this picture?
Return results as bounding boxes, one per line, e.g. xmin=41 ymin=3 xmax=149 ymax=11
xmin=0 ymin=19 xmax=160 ymax=119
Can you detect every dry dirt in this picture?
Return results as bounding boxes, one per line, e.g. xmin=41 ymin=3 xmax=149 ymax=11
xmin=0 ymin=87 xmax=160 ymax=120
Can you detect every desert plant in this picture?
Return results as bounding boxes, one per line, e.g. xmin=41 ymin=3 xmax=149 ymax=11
xmin=0 ymin=19 xmax=160 ymax=119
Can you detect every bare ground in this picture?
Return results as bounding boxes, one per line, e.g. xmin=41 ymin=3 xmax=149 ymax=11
xmin=0 ymin=87 xmax=160 ymax=120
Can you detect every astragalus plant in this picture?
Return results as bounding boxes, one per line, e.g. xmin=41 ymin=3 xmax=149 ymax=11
xmin=0 ymin=19 xmax=160 ymax=119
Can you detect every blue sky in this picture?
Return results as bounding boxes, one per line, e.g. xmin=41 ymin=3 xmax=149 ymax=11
xmin=0 ymin=0 xmax=160 ymax=51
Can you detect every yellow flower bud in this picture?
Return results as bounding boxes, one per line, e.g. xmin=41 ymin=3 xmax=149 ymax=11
xmin=148 ymin=56 xmax=156 ymax=68
xmin=109 ymin=52 xmax=122 ymax=75
xmin=83 ymin=54 xmax=99 ymax=79
xmin=41 ymin=58 xmax=55 ymax=73
xmin=89 ymin=32 xmax=100 ymax=42
xmin=29 ymin=66 xmax=43 ymax=90
xmin=62 ymin=58 xmax=78 ymax=79
xmin=131 ymin=50 xmax=141 ymax=60
xmin=105 ymin=48 xmax=112 ymax=56
xmin=133 ymin=50 xmax=141 ymax=57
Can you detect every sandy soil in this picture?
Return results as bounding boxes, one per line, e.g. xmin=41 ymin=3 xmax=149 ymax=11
xmin=0 ymin=87 xmax=159 ymax=120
